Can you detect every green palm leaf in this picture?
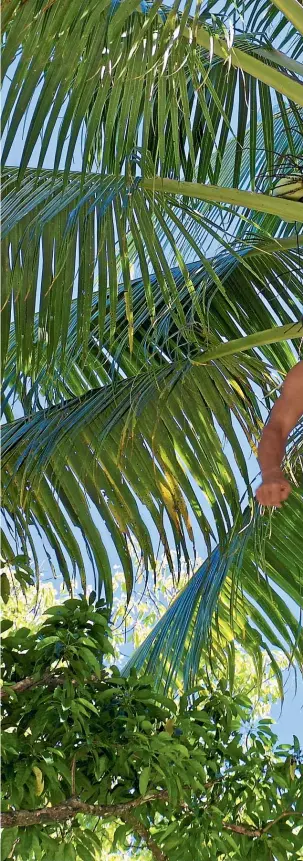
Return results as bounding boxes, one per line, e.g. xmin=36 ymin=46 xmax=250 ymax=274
xmin=124 ymin=486 xmax=303 ymax=692
xmin=263 ymin=0 xmax=303 ymax=37
xmin=205 ymin=0 xmax=303 ymax=57
xmin=2 ymin=149 xmax=303 ymax=594
xmin=2 ymin=0 xmax=303 ymax=182
xmin=2 ymin=0 xmax=303 ymax=688
xmin=2 ymin=319 xmax=303 ymax=600
xmin=2 ymin=159 xmax=303 ymax=376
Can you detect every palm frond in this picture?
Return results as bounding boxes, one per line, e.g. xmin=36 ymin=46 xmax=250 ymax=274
xmin=204 ymin=0 xmax=303 ymax=58
xmin=2 ymin=321 xmax=303 ymax=599
xmin=2 ymin=165 xmax=303 ymax=598
xmin=2 ymin=150 xmax=303 ymax=377
xmin=2 ymin=0 xmax=303 ymax=184
xmin=1 ymin=354 xmax=249 ymax=596
xmin=124 ymin=487 xmax=303 ymax=692
xmin=2 ymin=0 xmax=303 ymax=686
xmin=265 ymin=0 xmax=303 ymax=38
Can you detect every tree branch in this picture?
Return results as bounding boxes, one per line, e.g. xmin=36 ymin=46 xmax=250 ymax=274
xmin=0 ymin=672 xmax=57 ymax=698
xmin=261 ymin=809 xmax=303 ymax=834
xmin=2 ymin=794 xmax=301 ymax=840
xmin=143 ymin=177 xmax=303 ymax=222
xmin=223 ymin=809 xmax=303 ymax=838
xmin=0 ymin=792 xmax=170 ymax=828
xmin=122 ymin=812 xmax=169 ymax=861
xmin=183 ymin=20 xmax=303 ymax=107
xmin=223 ymin=822 xmax=262 ymax=837
xmin=0 ymin=670 xmax=105 ymax=699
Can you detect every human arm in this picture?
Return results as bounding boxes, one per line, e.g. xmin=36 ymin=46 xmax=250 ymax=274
xmin=256 ymin=362 xmax=303 ymax=507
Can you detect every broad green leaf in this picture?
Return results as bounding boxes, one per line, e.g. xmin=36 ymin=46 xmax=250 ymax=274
xmin=139 ymin=765 xmax=151 ymax=796
xmin=1 ymin=829 xmax=18 ymax=861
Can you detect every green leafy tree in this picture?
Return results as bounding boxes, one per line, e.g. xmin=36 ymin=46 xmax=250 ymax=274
xmin=1 ymin=595 xmax=303 ymax=861
xmin=1 ymin=552 xmax=286 ymax=703
xmin=1 ymin=558 xmax=286 ymax=718
xmin=0 ymin=563 xmax=57 ymax=631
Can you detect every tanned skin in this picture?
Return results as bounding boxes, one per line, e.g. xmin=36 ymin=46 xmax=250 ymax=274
xmin=256 ymin=361 xmax=303 ymax=507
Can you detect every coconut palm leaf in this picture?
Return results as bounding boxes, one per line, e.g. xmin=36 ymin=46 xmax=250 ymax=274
xmin=2 ymin=0 xmax=303 ymax=186
xmin=2 ymin=0 xmax=303 ymax=689
xmin=2 ymin=194 xmax=303 ymax=405
xmin=205 ymin=0 xmax=303 ymax=57
xmin=2 ymin=318 xmax=303 ymax=602
xmin=252 ymin=0 xmax=303 ymax=39
xmin=2 ymin=153 xmax=303 ymax=378
xmin=3 ymin=88 xmax=303 ymax=378
xmin=2 ymin=155 xmax=303 ymax=594
xmin=124 ymin=483 xmax=303 ymax=693
xmin=1 ymin=350 xmax=252 ymax=599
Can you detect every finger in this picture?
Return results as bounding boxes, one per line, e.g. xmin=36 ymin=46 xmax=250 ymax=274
xmin=257 ymin=489 xmax=272 ymax=507
xmin=280 ymin=484 xmax=291 ymax=500
xmin=256 ymin=487 xmax=266 ymax=505
xmin=267 ymin=485 xmax=280 ymax=506
xmin=272 ymin=488 xmax=283 ymax=506
xmin=270 ymin=486 xmax=290 ymax=506
xmin=272 ymin=488 xmax=285 ymax=507
xmin=256 ymin=485 xmax=285 ymax=507
xmin=272 ymin=484 xmax=290 ymax=505
xmin=256 ymin=487 xmax=271 ymax=506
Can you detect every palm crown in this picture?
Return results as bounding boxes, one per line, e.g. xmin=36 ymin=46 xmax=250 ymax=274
xmin=1 ymin=0 xmax=303 ymax=688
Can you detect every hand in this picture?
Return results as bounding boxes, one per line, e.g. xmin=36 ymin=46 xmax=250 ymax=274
xmin=256 ymin=471 xmax=292 ymax=508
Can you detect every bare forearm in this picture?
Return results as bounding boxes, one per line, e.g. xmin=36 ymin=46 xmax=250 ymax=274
xmin=258 ymin=426 xmax=286 ymax=478
xmin=256 ymin=363 xmax=303 ymax=504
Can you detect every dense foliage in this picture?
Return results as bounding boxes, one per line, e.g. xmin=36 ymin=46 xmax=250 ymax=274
xmin=1 ymin=595 xmax=303 ymax=861
xmin=1 ymin=2 xmax=303 ymax=857
xmin=2 ymin=0 xmax=303 ymax=640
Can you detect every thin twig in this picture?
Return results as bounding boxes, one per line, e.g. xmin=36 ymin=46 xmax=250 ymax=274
xmin=71 ymin=757 xmax=76 ymax=797
xmin=223 ymin=809 xmax=303 ymax=838
xmin=121 ymin=812 xmax=169 ymax=861
xmin=223 ymin=822 xmax=262 ymax=837
xmin=261 ymin=809 xmax=303 ymax=835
